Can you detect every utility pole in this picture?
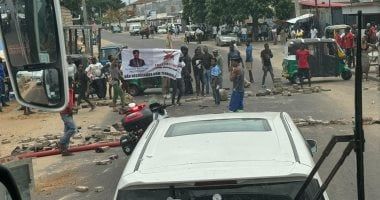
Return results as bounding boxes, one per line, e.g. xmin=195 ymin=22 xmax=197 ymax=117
xmin=144 ymin=0 xmax=148 ymax=25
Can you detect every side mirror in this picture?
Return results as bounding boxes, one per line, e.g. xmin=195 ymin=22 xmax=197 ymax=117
xmin=0 ymin=0 xmax=68 ymax=111
xmin=306 ymin=139 xmax=318 ymax=154
xmin=0 ymin=165 xmax=22 ymax=200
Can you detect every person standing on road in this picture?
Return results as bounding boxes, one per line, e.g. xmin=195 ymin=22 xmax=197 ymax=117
xmin=181 ymin=45 xmax=193 ymax=95
xmin=212 ymin=26 xmax=217 ymax=39
xmin=272 ymin=25 xmax=278 ymax=45
xmin=196 ymin=27 xmax=204 ymax=44
xmin=296 ymin=44 xmax=311 ymax=88
xmin=229 ymin=55 xmax=245 ymax=112
xmin=86 ymin=57 xmax=106 ymax=99
xmin=192 ymin=47 xmax=205 ymax=96
xmin=341 ymin=27 xmax=355 ymax=68
xmin=260 ymin=43 xmax=275 ymax=88
xmin=212 ymin=49 xmax=224 ymax=87
xmin=162 ymin=30 xmax=174 ymax=99
xmin=171 ymin=58 xmax=185 ymax=105
xmin=211 ymin=57 xmax=221 ymax=105
xmin=245 ymin=41 xmax=254 ymax=83
xmin=202 ymin=46 xmax=213 ymax=95
xmin=75 ymin=63 xmax=95 ymax=111
xmin=228 ymin=43 xmax=243 ymax=72
xmin=103 ymin=55 xmax=113 ymax=100
xmin=110 ymin=58 xmax=126 ymax=112
xmin=58 ymin=88 xmax=77 ymax=156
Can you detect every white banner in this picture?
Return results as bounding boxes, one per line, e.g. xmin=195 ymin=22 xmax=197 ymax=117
xmin=121 ymin=48 xmax=181 ymax=80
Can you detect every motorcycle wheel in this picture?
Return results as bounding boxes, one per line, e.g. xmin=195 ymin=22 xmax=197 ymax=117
xmin=122 ymin=144 xmax=134 ymax=155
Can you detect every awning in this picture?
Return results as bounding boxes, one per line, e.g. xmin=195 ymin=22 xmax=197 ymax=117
xmin=286 ymin=14 xmax=314 ymax=24
xmin=299 ymin=0 xmax=346 ymax=8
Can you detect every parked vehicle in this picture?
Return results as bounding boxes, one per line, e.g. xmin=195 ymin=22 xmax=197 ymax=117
xmin=99 ymin=44 xmax=123 ymax=65
xmin=216 ymin=32 xmax=240 ymax=46
xmin=111 ymin=25 xmax=122 ymax=33
xmin=157 ymin=25 xmax=167 ymax=34
xmin=282 ymin=38 xmax=352 ymax=83
xmin=127 ymin=77 xmax=162 ymax=96
xmin=119 ymin=102 xmax=168 ymax=155
xmin=129 ymin=24 xmax=141 ymax=36
xmin=114 ymin=112 xmax=328 ymax=200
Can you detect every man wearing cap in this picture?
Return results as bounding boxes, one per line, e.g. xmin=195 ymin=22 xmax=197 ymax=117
xmin=229 ymin=55 xmax=245 ymax=112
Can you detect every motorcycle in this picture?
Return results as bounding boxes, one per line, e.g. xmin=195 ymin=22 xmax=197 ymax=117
xmin=119 ymin=102 xmax=169 ymax=155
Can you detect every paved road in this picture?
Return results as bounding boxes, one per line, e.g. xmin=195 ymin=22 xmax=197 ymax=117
xmin=33 ymin=31 xmax=379 ymax=200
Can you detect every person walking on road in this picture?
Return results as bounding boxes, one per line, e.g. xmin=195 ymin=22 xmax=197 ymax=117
xmin=171 ymin=58 xmax=185 ymax=105
xmin=229 ymin=55 xmax=245 ymax=112
xmin=202 ymin=46 xmax=213 ymax=95
xmin=310 ymin=26 xmax=318 ymax=39
xmin=181 ymin=46 xmax=193 ymax=95
xmin=58 ymin=88 xmax=77 ymax=156
xmin=110 ymin=58 xmax=126 ymax=112
xmin=260 ymin=43 xmax=274 ymax=88
xmin=192 ymin=47 xmax=205 ymax=96
xmin=211 ymin=57 xmax=222 ymax=105
xmin=245 ymin=41 xmax=254 ymax=83
xmin=296 ymin=44 xmax=311 ymax=88
xmin=86 ymin=57 xmax=106 ymax=99
xmin=212 ymin=49 xmax=223 ymax=87
xmin=75 ymin=63 xmax=95 ymax=111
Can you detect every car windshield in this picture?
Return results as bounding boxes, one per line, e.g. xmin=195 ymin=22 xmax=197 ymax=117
xmin=117 ymin=180 xmax=324 ymax=200
xmin=100 ymin=48 xmax=119 ymax=60
xmin=165 ymin=118 xmax=271 ymax=137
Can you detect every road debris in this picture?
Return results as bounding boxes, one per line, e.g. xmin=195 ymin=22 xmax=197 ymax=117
xmin=95 ymin=146 xmax=110 ymax=153
xmin=75 ymin=186 xmax=89 ymax=192
xmin=108 ymin=154 xmax=119 ymax=160
xmin=94 ymin=159 xmax=112 ymax=165
xmin=94 ymin=186 xmax=105 ymax=192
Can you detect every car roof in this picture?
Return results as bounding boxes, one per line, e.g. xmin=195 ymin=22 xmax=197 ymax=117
xmin=118 ymin=112 xmax=315 ymax=189
xmin=287 ymin=38 xmax=336 ymax=45
xmin=325 ymin=24 xmax=351 ymax=30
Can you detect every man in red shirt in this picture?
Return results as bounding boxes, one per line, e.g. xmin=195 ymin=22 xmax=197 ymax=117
xmin=58 ymin=88 xmax=77 ymax=156
xmin=341 ymin=27 xmax=354 ymax=68
xmin=296 ymin=44 xmax=311 ymax=88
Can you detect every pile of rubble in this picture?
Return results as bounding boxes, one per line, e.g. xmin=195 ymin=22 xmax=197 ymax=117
xmin=9 ymin=123 xmax=126 ymax=156
xmin=293 ymin=116 xmax=380 ymax=127
xmin=256 ymin=78 xmax=330 ymax=97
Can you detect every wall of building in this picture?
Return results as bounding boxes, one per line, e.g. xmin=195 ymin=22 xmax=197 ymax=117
xmin=61 ymin=6 xmax=73 ymax=26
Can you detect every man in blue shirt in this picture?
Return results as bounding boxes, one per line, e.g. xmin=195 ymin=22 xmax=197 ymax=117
xmin=245 ymin=41 xmax=254 ymax=83
xmin=210 ymin=58 xmax=221 ymax=105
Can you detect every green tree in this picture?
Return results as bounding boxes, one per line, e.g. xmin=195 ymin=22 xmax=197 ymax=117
xmin=273 ymin=0 xmax=294 ymax=20
xmin=182 ymin=0 xmax=192 ymax=24
xmin=191 ymin=0 xmax=207 ymax=24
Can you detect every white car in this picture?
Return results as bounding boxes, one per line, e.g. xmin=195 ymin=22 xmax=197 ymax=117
xmin=114 ymin=112 xmax=328 ymax=200
xmin=157 ymin=26 xmax=167 ymax=34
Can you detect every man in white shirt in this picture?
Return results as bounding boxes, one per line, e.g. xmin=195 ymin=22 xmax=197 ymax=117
xmin=86 ymin=57 xmax=107 ymax=98
xmin=310 ymin=27 xmax=318 ymax=39
xmin=171 ymin=58 xmax=185 ymax=105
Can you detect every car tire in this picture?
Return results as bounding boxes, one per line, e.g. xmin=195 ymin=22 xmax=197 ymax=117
xmin=129 ymin=85 xmax=140 ymax=96
xmin=341 ymin=70 xmax=352 ymax=80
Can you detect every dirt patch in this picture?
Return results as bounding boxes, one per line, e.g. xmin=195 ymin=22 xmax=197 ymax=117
xmin=34 ymin=170 xmax=78 ymax=195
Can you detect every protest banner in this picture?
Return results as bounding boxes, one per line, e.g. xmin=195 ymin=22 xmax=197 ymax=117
xmin=121 ymin=48 xmax=181 ymax=80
